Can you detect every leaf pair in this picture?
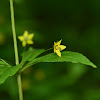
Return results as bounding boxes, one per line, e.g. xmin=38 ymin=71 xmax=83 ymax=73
xmin=21 ymin=48 xmax=96 ymax=72
xmin=0 ymin=48 xmax=97 ymax=85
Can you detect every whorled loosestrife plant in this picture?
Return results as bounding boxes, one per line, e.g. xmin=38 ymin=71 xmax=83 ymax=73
xmin=0 ymin=0 xmax=97 ymax=100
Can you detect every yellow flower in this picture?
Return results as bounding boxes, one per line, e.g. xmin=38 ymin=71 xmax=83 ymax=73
xmin=18 ymin=30 xmax=34 ymax=47
xmin=54 ymin=39 xmax=66 ymax=57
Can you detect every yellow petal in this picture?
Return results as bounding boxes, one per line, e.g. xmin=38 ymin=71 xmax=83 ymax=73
xmin=54 ymin=48 xmax=56 ymax=53
xmin=54 ymin=41 xmax=57 ymax=46
xmin=56 ymin=50 xmax=61 ymax=57
xmin=18 ymin=36 xmax=24 ymax=41
xmin=28 ymin=33 xmax=34 ymax=39
xmin=22 ymin=41 xmax=26 ymax=47
xmin=27 ymin=40 xmax=34 ymax=44
xmin=57 ymin=39 xmax=62 ymax=45
xmin=54 ymin=42 xmax=57 ymax=53
xmin=24 ymin=31 xmax=28 ymax=37
xmin=59 ymin=45 xmax=66 ymax=50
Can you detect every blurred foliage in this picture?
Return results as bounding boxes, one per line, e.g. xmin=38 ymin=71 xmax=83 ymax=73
xmin=0 ymin=0 xmax=99 ymax=100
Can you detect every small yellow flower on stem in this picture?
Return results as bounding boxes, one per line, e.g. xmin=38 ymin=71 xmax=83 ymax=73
xmin=54 ymin=39 xmax=66 ymax=57
xmin=18 ymin=30 xmax=34 ymax=47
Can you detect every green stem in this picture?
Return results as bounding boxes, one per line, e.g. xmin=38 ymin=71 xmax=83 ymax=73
xmin=9 ymin=0 xmax=23 ymax=100
xmin=10 ymin=0 xmax=19 ymax=65
xmin=17 ymin=74 xmax=23 ymax=100
xmin=44 ymin=47 xmax=54 ymax=52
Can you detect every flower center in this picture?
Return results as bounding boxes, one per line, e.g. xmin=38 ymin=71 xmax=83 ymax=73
xmin=55 ymin=45 xmax=61 ymax=50
xmin=24 ymin=36 xmax=28 ymax=41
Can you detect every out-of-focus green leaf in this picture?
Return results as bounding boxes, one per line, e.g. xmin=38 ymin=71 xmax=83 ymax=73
xmin=21 ymin=47 xmax=45 ymax=63
xmin=0 ymin=59 xmax=22 ymax=84
xmin=24 ymin=51 xmax=96 ymax=70
xmin=20 ymin=48 xmax=45 ymax=72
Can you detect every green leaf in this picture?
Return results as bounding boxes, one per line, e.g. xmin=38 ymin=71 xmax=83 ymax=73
xmin=0 ymin=59 xmax=22 ymax=84
xmin=21 ymin=47 xmax=45 ymax=63
xmin=9 ymin=63 xmax=23 ymax=76
xmin=0 ymin=59 xmax=11 ymax=75
xmin=0 ymin=59 xmax=11 ymax=68
xmin=26 ymin=51 xmax=96 ymax=69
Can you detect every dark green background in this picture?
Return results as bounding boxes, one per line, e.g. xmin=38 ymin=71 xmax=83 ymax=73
xmin=0 ymin=0 xmax=99 ymax=100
